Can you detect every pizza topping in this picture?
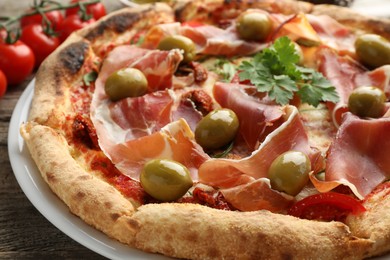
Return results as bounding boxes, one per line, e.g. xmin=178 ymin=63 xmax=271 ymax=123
xmin=140 ymin=159 xmax=193 ymax=202
xmin=142 ymin=22 xmax=265 ymax=57
xmin=238 ymin=37 xmax=339 ymax=107
xmin=312 ymin=113 xmax=390 ymax=199
xmin=213 ymin=82 xmax=283 ymax=151
xmin=235 ymin=11 xmax=272 ymax=41
xmin=179 ymin=187 xmax=233 ymax=210
xmin=268 ymin=151 xmax=311 ymax=196
xmin=355 ymin=34 xmax=390 ymax=68
xmin=198 ymin=105 xmax=321 ymax=190
xmin=157 ymin=35 xmax=196 ymax=63
xmin=72 ymin=114 xmax=99 ymax=150
xmin=347 ymin=86 xmax=386 ymax=118
xmin=195 ymin=108 xmax=239 ymax=150
xmin=272 ymin=13 xmax=321 ymax=47
xmin=181 ymin=89 xmax=213 ymax=116
xmin=288 ymin=192 xmax=366 ymax=221
xmin=306 ymin=14 xmax=355 ymax=53
xmin=104 ymin=68 xmax=148 ymax=101
xmin=318 ymin=47 xmax=390 ymax=125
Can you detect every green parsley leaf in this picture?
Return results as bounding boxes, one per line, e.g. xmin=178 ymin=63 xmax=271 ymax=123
xmin=238 ymin=36 xmax=339 ymax=107
xmin=214 ymin=58 xmax=237 ymax=82
xmin=83 ymin=71 xmax=98 ymax=87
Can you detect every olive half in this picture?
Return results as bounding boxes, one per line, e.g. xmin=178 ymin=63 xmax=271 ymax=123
xmin=236 ymin=12 xmax=272 ymax=41
xmin=355 ymin=34 xmax=390 ymax=68
xmin=268 ymin=151 xmax=311 ymax=196
xmin=158 ymin=35 xmax=196 ymax=63
xmin=195 ymin=108 xmax=239 ymax=150
xmin=348 ymin=86 xmax=386 ymax=118
xmin=105 ymin=68 xmax=148 ymax=101
xmin=140 ymin=159 xmax=193 ymax=201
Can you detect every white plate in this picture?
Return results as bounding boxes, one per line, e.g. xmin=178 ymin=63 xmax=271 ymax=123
xmin=8 ymin=80 xmax=169 ymax=260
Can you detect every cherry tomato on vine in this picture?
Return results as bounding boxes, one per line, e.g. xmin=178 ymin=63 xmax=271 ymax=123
xmin=0 ymin=70 xmax=7 ymax=98
xmin=57 ymin=14 xmax=95 ymax=42
xmin=20 ymin=9 xmax=63 ymax=29
xmin=65 ymin=0 xmax=107 ymax=20
xmin=20 ymin=24 xmax=60 ymax=67
xmin=0 ymin=39 xmax=35 ymax=85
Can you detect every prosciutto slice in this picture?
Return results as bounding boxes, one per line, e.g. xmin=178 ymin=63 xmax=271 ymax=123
xmin=198 ymin=105 xmax=321 ymax=188
xmin=311 ymin=113 xmax=390 ymax=199
xmin=142 ymin=22 xmax=265 ymax=57
xmin=198 ymin=106 xmax=321 ymax=211
xmin=213 ymin=82 xmax=284 ymax=150
xmin=91 ymin=45 xmax=209 ymax=180
xmin=318 ymin=48 xmax=390 ymax=126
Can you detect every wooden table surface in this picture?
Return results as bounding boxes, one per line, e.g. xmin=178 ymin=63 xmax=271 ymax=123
xmin=0 ymin=0 xmax=389 ymax=259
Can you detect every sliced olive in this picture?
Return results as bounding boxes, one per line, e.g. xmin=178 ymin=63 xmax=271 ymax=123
xmin=355 ymin=34 xmax=390 ymax=68
xmin=236 ymin=12 xmax=272 ymax=41
xmin=140 ymin=159 xmax=193 ymax=201
xmin=158 ymin=35 xmax=196 ymax=63
xmin=195 ymin=108 xmax=239 ymax=150
xmin=268 ymin=151 xmax=311 ymax=196
xmin=105 ymin=68 xmax=148 ymax=101
xmin=348 ymin=86 xmax=386 ymax=118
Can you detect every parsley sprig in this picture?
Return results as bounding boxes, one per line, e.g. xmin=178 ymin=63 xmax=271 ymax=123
xmin=238 ymin=36 xmax=339 ymax=107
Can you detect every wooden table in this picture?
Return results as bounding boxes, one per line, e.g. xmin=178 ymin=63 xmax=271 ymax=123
xmin=0 ymin=0 xmax=388 ymax=259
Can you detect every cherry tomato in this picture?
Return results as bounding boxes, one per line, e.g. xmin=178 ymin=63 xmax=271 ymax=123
xmin=57 ymin=15 xmax=95 ymax=42
xmin=288 ymin=192 xmax=366 ymax=221
xmin=0 ymin=70 xmax=7 ymax=98
xmin=0 ymin=40 xmax=35 ymax=85
xmin=66 ymin=0 xmax=106 ymax=20
xmin=20 ymin=9 xmax=63 ymax=29
xmin=20 ymin=24 xmax=60 ymax=67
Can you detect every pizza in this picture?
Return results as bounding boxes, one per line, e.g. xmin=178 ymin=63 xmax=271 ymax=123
xmin=20 ymin=0 xmax=390 ymax=259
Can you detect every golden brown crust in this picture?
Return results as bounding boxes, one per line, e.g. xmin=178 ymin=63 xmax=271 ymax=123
xmin=20 ymin=123 xmax=137 ymax=246
xmin=131 ymin=203 xmax=372 ymax=259
xmin=311 ymin=4 xmax=390 ymax=39
xmin=21 ymin=1 xmax=390 ymax=259
xmin=346 ymin=184 xmax=390 ymax=258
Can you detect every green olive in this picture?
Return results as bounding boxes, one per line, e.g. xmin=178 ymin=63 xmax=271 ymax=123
xmin=268 ymin=151 xmax=311 ymax=196
xmin=355 ymin=34 xmax=390 ymax=68
xmin=195 ymin=109 xmax=239 ymax=150
xmin=140 ymin=159 xmax=193 ymax=201
xmin=105 ymin=68 xmax=148 ymax=101
xmin=348 ymin=86 xmax=386 ymax=118
xmin=157 ymin=35 xmax=196 ymax=63
xmin=236 ymin=12 xmax=272 ymax=41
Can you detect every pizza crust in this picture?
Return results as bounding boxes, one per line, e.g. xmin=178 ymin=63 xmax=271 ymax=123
xmin=21 ymin=1 xmax=390 ymax=259
xmin=20 ymin=123 xmax=138 ymax=246
xmin=311 ymin=5 xmax=390 ymax=39
xmin=131 ymin=203 xmax=372 ymax=259
xmin=346 ymin=185 xmax=390 ymax=258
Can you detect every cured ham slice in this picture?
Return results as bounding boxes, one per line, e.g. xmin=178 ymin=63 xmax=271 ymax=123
xmin=142 ymin=22 xmax=265 ymax=57
xmin=91 ymin=45 xmax=209 ymax=181
xmin=198 ymin=105 xmax=321 ymax=188
xmin=271 ymin=13 xmax=321 ymax=45
xmin=213 ymin=82 xmax=284 ymax=150
xmin=101 ymin=119 xmax=208 ymax=181
xmin=221 ymin=178 xmax=294 ymax=212
xmin=311 ymin=113 xmax=390 ymax=199
xmin=306 ymin=14 xmax=356 ymax=54
xmin=318 ymin=48 xmax=390 ymax=126
xmin=96 ymin=45 xmax=183 ymax=94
